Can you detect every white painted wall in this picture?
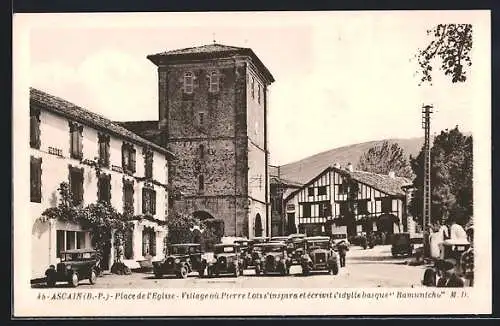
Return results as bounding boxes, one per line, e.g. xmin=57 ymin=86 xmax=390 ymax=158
xmin=30 ymin=109 xmax=170 ymax=279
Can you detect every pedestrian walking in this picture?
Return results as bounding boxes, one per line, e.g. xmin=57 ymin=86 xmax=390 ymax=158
xmin=336 ymin=240 xmax=349 ymax=268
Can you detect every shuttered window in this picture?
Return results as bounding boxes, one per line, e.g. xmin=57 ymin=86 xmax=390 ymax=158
xmin=142 ymin=227 xmax=156 ymax=256
xmin=123 ymin=180 xmax=134 ymax=214
xmin=30 ymin=108 xmax=41 ymax=149
xmin=142 ymin=188 xmax=156 ymax=215
xmin=184 ymin=72 xmax=194 ymax=94
xmin=98 ymin=133 xmax=110 ymax=167
xmin=69 ymin=122 xmax=83 ymax=159
xmin=97 ymin=174 xmax=111 ymax=203
xmin=30 ymin=156 xmax=42 ymax=203
xmin=209 ymin=71 xmax=219 ymax=93
xmin=69 ymin=166 xmax=84 ymax=205
xmin=122 ymin=143 xmax=136 ymax=174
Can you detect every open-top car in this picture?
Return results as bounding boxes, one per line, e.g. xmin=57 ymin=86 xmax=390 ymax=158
xmin=206 ymin=244 xmax=243 ymax=277
xmin=301 ymin=236 xmax=339 ymax=276
xmin=422 ymin=239 xmax=472 ymax=287
xmin=257 ymin=242 xmax=291 ymax=276
xmin=45 ymin=249 xmax=99 ymax=287
xmin=152 ymin=243 xmax=204 ymax=279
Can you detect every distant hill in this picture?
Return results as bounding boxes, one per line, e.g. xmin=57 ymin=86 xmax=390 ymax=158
xmin=278 ymin=137 xmax=426 ymax=184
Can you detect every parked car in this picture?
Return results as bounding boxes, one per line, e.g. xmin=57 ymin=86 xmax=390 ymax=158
xmin=391 ymin=233 xmax=414 ymax=257
xmin=241 ymin=241 xmax=264 ymax=275
xmin=233 ymin=237 xmax=251 ymax=253
xmin=330 ymin=232 xmax=350 ymax=246
xmin=207 ymin=244 xmax=243 ymax=277
xmin=45 ymin=249 xmax=99 ymax=287
xmin=252 ymin=236 xmax=270 ymax=244
xmin=287 ymin=237 xmax=307 ymax=266
xmin=301 ymin=236 xmax=339 ymax=276
xmin=258 ymin=242 xmax=291 ymax=276
xmin=152 ymin=243 xmax=205 ymax=279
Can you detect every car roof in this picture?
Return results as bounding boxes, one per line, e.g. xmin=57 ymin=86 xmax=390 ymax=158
xmin=288 ymin=233 xmax=306 ymax=238
xmin=169 ymin=243 xmax=201 ymax=247
xmin=60 ymin=249 xmax=97 ymax=254
xmin=305 ymin=236 xmax=331 ymax=241
xmin=214 ymin=243 xmax=239 ymax=247
xmin=255 ymin=242 xmax=286 ymax=247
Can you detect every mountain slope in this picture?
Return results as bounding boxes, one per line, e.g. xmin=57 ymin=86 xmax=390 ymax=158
xmin=278 ymin=137 xmax=426 ymax=184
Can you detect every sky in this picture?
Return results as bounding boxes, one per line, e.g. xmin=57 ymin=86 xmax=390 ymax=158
xmin=21 ymin=11 xmax=490 ymax=165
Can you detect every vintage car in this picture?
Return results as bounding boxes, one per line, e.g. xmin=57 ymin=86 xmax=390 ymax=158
xmin=330 ymin=232 xmax=350 ymax=246
xmin=152 ymin=243 xmax=204 ymax=279
xmin=257 ymin=242 xmax=291 ymax=276
xmin=240 ymin=240 xmax=264 ymax=275
xmin=233 ymin=237 xmax=251 ymax=254
xmin=287 ymin=237 xmax=307 ymax=266
xmin=391 ymin=232 xmax=414 ymax=257
xmin=206 ymin=244 xmax=243 ymax=277
xmin=301 ymin=236 xmax=339 ymax=276
xmin=422 ymin=239 xmax=472 ymax=287
xmin=45 ymin=249 xmax=99 ymax=287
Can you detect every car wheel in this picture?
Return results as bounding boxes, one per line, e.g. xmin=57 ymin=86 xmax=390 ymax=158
xmin=239 ymin=267 xmax=244 ymax=276
xmin=233 ymin=265 xmax=239 ymax=278
xmin=280 ymin=264 xmax=287 ymax=276
xmin=154 ymin=272 xmax=163 ymax=279
xmin=89 ymin=270 xmax=97 ymax=285
xmin=198 ymin=268 xmax=205 ymax=278
xmin=69 ymin=272 xmax=79 ymax=287
xmin=330 ymin=264 xmax=339 ymax=275
xmin=255 ymin=265 xmax=261 ymax=276
xmin=179 ymin=266 xmax=188 ymax=279
xmin=46 ymin=276 xmax=56 ymax=287
xmin=423 ymin=268 xmax=437 ymax=287
xmin=302 ymin=266 xmax=310 ymax=276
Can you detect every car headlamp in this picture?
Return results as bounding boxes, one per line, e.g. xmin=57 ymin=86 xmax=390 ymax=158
xmin=275 ymin=256 xmax=280 ymax=262
xmin=174 ymin=258 xmax=180 ymax=264
xmin=66 ymin=265 xmax=72 ymax=270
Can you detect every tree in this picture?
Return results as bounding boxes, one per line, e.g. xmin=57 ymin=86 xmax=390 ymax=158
xmin=356 ymin=141 xmax=414 ymax=179
xmin=165 ymin=210 xmax=198 ymax=244
xmin=415 ymin=24 xmax=473 ymax=85
xmin=409 ymin=126 xmax=472 ymax=226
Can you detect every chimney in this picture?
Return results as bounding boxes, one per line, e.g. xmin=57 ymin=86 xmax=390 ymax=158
xmin=333 ymin=163 xmax=341 ymax=169
xmin=346 ymin=162 xmax=354 ymax=172
xmin=388 ymin=171 xmax=396 ymax=178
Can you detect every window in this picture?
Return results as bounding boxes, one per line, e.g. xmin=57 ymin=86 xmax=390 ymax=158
xmin=142 ymin=227 xmax=156 ymax=256
xmin=144 ymin=148 xmax=153 ymax=179
xmin=339 ymin=202 xmax=349 ymax=216
xmin=184 ymin=71 xmax=194 ymax=94
xmin=209 ymin=71 xmax=219 ymax=92
xmin=142 ymin=188 xmax=157 ymax=215
xmin=318 ymin=186 xmax=327 ymax=196
xmin=308 ymin=187 xmax=314 ymax=196
xmin=69 ymin=122 xmax=83 ymax=159
xmin=199 ymin=144 xmax=205 ymax=159
xmin=98 ymin=133 xmax=110 ymax=167
xmin=319 ymin=202 xmax=332 ymax=217
xmin=382 ymin=198 xmax=392 ymax=213
xmin=357 ymin=200 xmax=369 ymax=215
xmin=123 ymin=180 xmax=134 ymax=214
xmin=198 ymin=174 xmax=204 ymax=192
xmin=30 ymin=156 xmax=42 ymax=203
xmin=251 ymin=77 xmax=255 ymax=99
xmin=198 ymin=112 xmax=205 ymax=127
xmin=30 ymin=107 xmax=41 ymax=149
xmin=69 ymin=166 xmax=84 ymax=205
xmin=56 ymin=230 xmax=87 ymax=258
xmin=124 ymin=229 xmax=134 ymax=259
xmin=122 ymin=143 xmax=136 ymax=174
xmin=97 ymin=174 xmax=111 ymax=203
xmin=257 ymin=84 xmax=261 ymax=104
xmin=338 ymin=183 xmax=348 ymax=195
xmin=302 ymin=203 xmax=312 ymax=218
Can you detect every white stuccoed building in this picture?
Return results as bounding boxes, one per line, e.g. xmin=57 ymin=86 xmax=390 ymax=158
xmin=29 ymin=87 xmax=175 ymax=280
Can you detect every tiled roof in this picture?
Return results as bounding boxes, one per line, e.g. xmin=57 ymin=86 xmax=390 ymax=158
xmin=154 ymin=43 xmax=246 ymax=56
xmin=270 ymin=175 xmax=303 ymax=188
xmin=347 ymin=169 xmax=412 ymax=197
xmin=30 ymin=87 xmax=174 ymax=158
xmin=147 ymin=43 xmax=275 ymax=83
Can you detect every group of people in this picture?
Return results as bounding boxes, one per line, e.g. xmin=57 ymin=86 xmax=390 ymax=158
xmin=425 ymin=217 xmax=474 ymax=287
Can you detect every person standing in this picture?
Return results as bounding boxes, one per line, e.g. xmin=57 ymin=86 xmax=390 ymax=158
xmin=449 ymin=217 xmax=468 ymax=241
xmin=436 ymin=259 xmax=465 ymax=287
xmin=461 ymin=226 xmax=474 ymax=286
xmin=336 ymin=240 xmax=349 ymax=268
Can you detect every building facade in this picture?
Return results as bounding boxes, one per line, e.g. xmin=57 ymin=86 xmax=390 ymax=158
xmin=123 ymin=43 xmax=275 ymax=238
xmin=269 ymin=165 xmax=303 ymax=236
xmin=29 ymin=88 xmax=174 ymax=279
xmin=285 ymin=163 xmax=414 ymax=237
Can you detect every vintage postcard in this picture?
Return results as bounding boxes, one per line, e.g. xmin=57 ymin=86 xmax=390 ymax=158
xmin=12 ymin=10 xmax=491 ymax=317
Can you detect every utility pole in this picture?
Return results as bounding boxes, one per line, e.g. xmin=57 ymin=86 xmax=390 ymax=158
xmin=421 ymin=104 xmax=433 ymax=257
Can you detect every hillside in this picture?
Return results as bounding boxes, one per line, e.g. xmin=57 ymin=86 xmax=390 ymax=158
xmin=278 ymin=137 xmax=426 ymax=184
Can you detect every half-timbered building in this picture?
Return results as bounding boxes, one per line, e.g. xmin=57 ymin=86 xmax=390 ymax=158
xmin=284 ymin=163 xmax=414 ymax=237
xmin=29 ymin=88 xmax=175 ymax=280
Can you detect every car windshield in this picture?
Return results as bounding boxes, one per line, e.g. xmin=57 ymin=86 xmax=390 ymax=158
xmin=331 ymin=234 xmax=347 ymax=240
xmin=263 ymin=245 xmax=284 ymax=253
xmin=394 ymin=235 xmax=409 ymax=245
xmin=215 ymin=246 xmax=236 ymax=254
xmin=169 ymin=246 xmax=192 ymax=255
xmin=307 ymin=241 xmax=330 ymax=249
xmin=62 ymin=253 xmax=80 ymax=261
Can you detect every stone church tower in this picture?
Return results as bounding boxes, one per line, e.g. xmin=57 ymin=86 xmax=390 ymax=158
xmin=146 ymin=43 xmax=275 ymax=238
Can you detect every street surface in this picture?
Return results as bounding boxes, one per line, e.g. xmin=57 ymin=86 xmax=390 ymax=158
xmin=33 ymin=245 xmax=428 ymax=288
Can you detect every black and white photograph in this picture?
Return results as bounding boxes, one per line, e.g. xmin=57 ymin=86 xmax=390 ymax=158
xmin=12 ymin=10 xmax=491 ymax=316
